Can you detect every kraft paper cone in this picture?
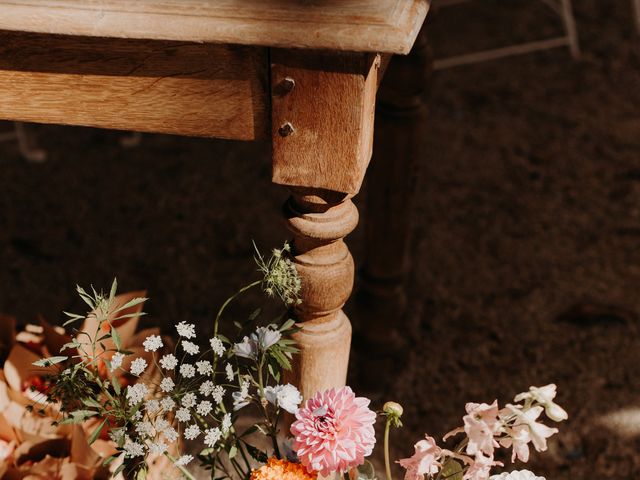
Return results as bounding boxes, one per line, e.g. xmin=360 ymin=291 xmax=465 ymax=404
xmin=59 ymin=462 xmax=102 ymax=480
xmin=0 ymin=402 xmax=18 ymax=444
xmin=3 ymin=403 xmax=59 ymax=445
xmin=13 ymin=438 xmax=69 ymax=466
xmin=0 ymin=379 xmax=68 ymax=446
xmin=7 ymin=435 xmax=107 ymax=480
xmin=37 ymin=317 xmax=72 ymax=361
xmin=3 ymin=345 xmax=52 ymax=407
xmin=70 ymin=425 xmax=101 ymax=470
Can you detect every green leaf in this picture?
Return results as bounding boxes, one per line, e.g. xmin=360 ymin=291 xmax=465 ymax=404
xmin=112 ymin=297 xmax=147 ymax=314
xmin=82 ymin=397 xmax=102 ymax=409
xmin=441 ymin=459 xmax=463 ymax=480
xmin=96 ymin=333 xmax=112 ymax=343
xmin=248 ymin=308 xmax=262 ymax=321
xmin=228 ymin=445 xmax=238 ymax=459
xmin=88 ymin=418 xmax=108 ymax=445
xmin=103 ymin=453 xmax=119 ymax=467
xmin=33 ymin=356 xmax=68 ymax=367
xmin=109 ymin=278 xmax=118 ymax=302
xmin=279 ymin=318 xmax=296 ymax=331
xmin=111 ymin=312 xmax=147 ymax=321
xmin=62 ymin=312 xmax=85 ymax=327
xmin=60 ymin=340 xmax=81 ymax=352
xmin=76 ymin=286 xmax=95 ymax=308
xmin=111 ymin=327 xmax=122 ymax=350
xmin=112 ymin=375 xmax=121 ymax=395
xmin=69 ymin=409 xmax=98 ymax=423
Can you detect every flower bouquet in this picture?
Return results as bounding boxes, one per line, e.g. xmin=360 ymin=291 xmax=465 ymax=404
xmin=16 ymin=244 xmax=566 ymax=480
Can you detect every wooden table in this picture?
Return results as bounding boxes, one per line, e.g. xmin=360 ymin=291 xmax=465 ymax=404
xmin=0 ymin=0 xmax=429 ymax=398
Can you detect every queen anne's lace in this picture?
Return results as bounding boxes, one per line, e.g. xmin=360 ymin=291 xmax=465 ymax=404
xmin=143 ymin=335 xmax=163 ymax=352
xmin=176 ymin=321 xmax=196 ymax=339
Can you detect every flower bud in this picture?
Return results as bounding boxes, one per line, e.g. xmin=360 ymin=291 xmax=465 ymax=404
xmin=544 ymin=401 xmax=568 ymax=422
xmin=383 ymin=401 xmax=404 ymax=418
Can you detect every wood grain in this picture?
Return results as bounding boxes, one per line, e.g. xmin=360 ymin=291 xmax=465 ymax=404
xmin=0 ymin=0 xmax=429 ymax=54
xmin=272 ymin=52 xmax=377 ymax=398
xmin=283 ymin=188 xmax=358 ymax=399
xmin=271 ymin=50 xmax=381 ymax=195
xmin=0 ymin=31 xmax=269 ymax=139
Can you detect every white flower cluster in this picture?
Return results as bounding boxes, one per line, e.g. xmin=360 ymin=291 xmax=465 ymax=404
xmin=143 ymin=334 xmax=163 ymax=352
xmin=122 ymin=326 xmax=239 ymax=471
xmin=121 ymin=321 xmax=297 ymax=473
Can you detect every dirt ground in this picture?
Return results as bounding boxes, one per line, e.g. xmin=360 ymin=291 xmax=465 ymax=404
xmin=1 ymin=1 xmax=639 ymax=479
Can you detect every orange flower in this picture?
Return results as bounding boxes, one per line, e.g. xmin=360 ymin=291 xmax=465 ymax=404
xmin=250 ymin=457 xmax=316 ymax=480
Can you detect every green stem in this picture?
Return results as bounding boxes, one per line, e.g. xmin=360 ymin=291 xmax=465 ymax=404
xmin=213 ymin=280 xmax=262 ymax=337
xmin=384 ymin=417 xmax=393 ymax=480
xmin=256 ymin=354 xmax=281 ymax=459
xmin=163 ymin=453 xmax=197 ymax=480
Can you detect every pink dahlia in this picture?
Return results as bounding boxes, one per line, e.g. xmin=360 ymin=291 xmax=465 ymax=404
xmin=291 ymin=386 xmax=376 ymax=476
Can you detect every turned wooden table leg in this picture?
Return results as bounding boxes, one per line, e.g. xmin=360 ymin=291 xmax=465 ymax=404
xmin=359 ymin=28 xmax=431 ymax=347
xmin=270 ymin=50 xmax=380 ymax=398
xmin=283 ymin=188 xmax=357 ymax=395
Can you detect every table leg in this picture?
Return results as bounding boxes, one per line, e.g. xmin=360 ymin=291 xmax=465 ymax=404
xmin=283 ymin=187 xmax=358 ymax=397
xmin=270 ymin=50 xmax=380 ymax=398
xmin=359 ymin=28 xmax=431 ymax=349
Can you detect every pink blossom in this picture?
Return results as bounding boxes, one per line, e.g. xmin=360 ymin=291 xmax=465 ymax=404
xmin=499 ymin=424 xmax=531 ymax=463
xmin=291 ymin=386 xmax=376 ymax=476
xmin=464 ymin=401 xmax=501 ymax=456
xmin=464 ymin=454 xmax=503 ymax=480
xmin=398 ymin=435 xmax=442 ymax=480
xmin=506 ymin=405 xmax=558 ymax=452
